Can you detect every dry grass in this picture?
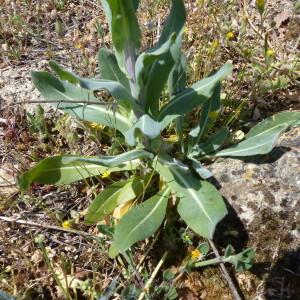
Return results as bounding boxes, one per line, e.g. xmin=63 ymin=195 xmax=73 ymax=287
xmin=0 ymin=0 xmax=299 ymax=299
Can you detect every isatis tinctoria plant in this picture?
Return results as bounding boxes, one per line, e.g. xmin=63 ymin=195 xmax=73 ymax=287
xmin=19 ymin=0 xmax=300 ymax=260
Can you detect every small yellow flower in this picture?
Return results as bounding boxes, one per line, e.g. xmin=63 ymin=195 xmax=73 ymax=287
xmin=226 ymin=31 xmax=235 ymax=40
xmin=191 ymin=249 xmax=202 ymax=260
xmin=211 ymin=39 xmax=219 ymax=49
xmin=62 ymin=220 xmax=73 ymax=229
xmin=208 ymin=111 xmax=218 ymax=119
xmin=75 ymin=42 xmax=84 ymax=50
xmin=266 ymin=48 xmax=275 ymax=58
xmin=256 ymin=0 xmax=265 ymax=15
xmin=164 ymin=134 xmax=179 ymax=142
xmin=101 ymin=170 xmax=111 ymax=179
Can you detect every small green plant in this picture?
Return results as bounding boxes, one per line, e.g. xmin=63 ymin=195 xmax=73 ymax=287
xmin=19 ymin=0 xmax=300 ymax=263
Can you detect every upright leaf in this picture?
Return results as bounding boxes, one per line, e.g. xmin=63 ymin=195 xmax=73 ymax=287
xmin=188 ymin=83 xmax=221 ymax=150
xmin=101 ymin=0 xmax=141 ymax=81
xmin=153 ymin=154 xmax=227 ymax=239
xmin=109 ymin=188 xmax=170 ymax=257
xmin=215 ymin=111 xmax=300 ymax=157
xmin=85 ymin=177 xmax=144 ymax=224
xmin=124 ymin=114 xmax=177 ymax=146
xmin=18 ymin=155 xmax=139 ymax=191
xmin=168 ymin=37 xmax=187 ymax=153
xmin=98 ymin=48 xmax=130 ymax=90
xmin=190 ymin=127 xmax=230 ymax=157
xmin=158 ymin=63 xmax=232 ymax=120
xmin=103 ymin=0 xmax=140 ymax=53
xmin=158 ymin=0 xmax=186 ymax=46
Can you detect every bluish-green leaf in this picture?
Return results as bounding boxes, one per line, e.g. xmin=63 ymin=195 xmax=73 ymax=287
xmin=85 ymin=177 xmax=144 ymax=224
xmin=153 ymin=154 xmax=227 ymax=239
xmin=135 ymin=34 xmax=176 ymax=88
xmin=72 ymin=149 xmax=154 ymax=167
xmin=103 ymin=0 xmax=141 ymax=53
xmin=157 ymin=0 xmax=186 ymax=46
xmin=101 ymin=0 xmax=141 ymax=78
xmin=246 ymin=111 xmax=300 ymax=139
xmin=98 ymin=48 xmax=130 ymax=90
xmin=109 ymin=188 xmax=170 ymax=257
xmin=124 ymin=114 xmax=177 ymax=146
xmin=189 ymin=158 xmax=213 ymax=179
xmin=18 ymin=155 xmax=139 ymax=191
xmin=190 ymin=127 xmax=229 ymax=157
xmin=224 ymin=245 xmax=256 ymax=272
xmin=215 ymin=111 xmax=300 ymax=157
xmin=158 ymin=63 xmax=232 ymax=121
xmin=31 ymin=71 xmax=132 ymax=133
xmin=46 ymin=63 xmax=142 ymax=112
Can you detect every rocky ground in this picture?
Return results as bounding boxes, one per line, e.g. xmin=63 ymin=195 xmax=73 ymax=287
xmin=0 ymin=0 xmax=299 ymax=299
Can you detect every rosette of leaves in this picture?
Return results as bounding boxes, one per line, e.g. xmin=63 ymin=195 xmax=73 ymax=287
xmin=19 ymin=0 xmax=300 ymax=258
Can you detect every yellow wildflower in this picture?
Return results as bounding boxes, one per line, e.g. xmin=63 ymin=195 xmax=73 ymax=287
xmin=75 ymin=42 xmax=84 ymax=50
xmin=164 ymin=134 xmax=179 ymax=142
xmin=62 ymin=220 xmax=73 ymax=229
xmin=191 ymin=249 xmax=202 ymax=260
xmin=101 ymin=170 xmax=111 ymax=179
xmin=266 ymin=48 xmax=275 ymax=58
xmin=208 ymin=111 xmax=218 ymax=119
xmin=256 ymin=0 xmax=265 ymax=15
xmin=226 ymin=31 xmax=235 ymax=40
xmin=211 ymin=39 xmax=219 ymax=49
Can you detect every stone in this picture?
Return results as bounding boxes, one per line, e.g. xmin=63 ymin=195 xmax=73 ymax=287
xmin=207 ymin=126 xmax=300 ymax=299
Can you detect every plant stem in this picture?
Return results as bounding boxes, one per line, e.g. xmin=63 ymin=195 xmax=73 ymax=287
xmin=209 ymin=240 xmax=243 ymax=300
xmin=137 ymin=251 xmax=169 ymax=300
xmin=194 ymin=256 xmax=222 ymax=267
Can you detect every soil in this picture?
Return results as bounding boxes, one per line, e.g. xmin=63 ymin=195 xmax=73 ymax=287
xmin=0 ymin=0 xmax=300 ymax=299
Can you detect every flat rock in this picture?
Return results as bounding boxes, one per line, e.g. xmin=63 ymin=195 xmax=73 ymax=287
xmin=208 ymin=126 xmax=300 ymax=299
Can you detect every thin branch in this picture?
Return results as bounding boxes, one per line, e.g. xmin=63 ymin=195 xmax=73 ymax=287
xmin=0 ymin=99 xmax=115 ymax=111
xmin=0 ymin=216 xmax=98 ymax=239
xmin=209 ymin=240 xmax=243 ymax=300
xmin=137 ymin=251 xmax=168 ymax=300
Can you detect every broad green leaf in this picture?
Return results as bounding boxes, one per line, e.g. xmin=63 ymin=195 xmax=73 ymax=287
xmin=214 ymin=111 xmax=300 ymax=157
xmin=45 ymin=63 xmax=142 ymax=112
xmin=144 ymin=52 xmax=176 ymax=117
xmin=168 ymin=37 xmax=187 ymax=153
xmin=158 ymin=63 xmax=232 ymax=121
xmin=124 ymin=114 xmax=177 ymax=146
xmin=246 ymin=111 xmax=300 ymax=139
xmin=85 ymin=177 xmax=144 ymax=224
xmin=58 ymin=103 xmax=132 ymax=133
xmin=135 ymin=34 xmax=176 ymax=88
xmin=153 ymin=154 xmax=227 ymax=239
xmin=215 ymin=125 xmax=287 ymax=156
xmin=31 ymin=71 xmax=132 ymax=133
xmin=101 ymin=0 xmax=141 ymax=78
xmin=109 ymin=188 xmax=170 ymax=257
xmin=104 ymin=0 xmax=141 ymax=53
xmin=71 ymin=149 xmax=154 ymax=167
xmin=135 ymin=33 xmax=177 ymax=116
xmin=224 ymin=245 xmax=256 ymax=272
xmin=133 ymin=0 xmax=139 ymax=11
xmin=18 ymin=155 xmax=139 ymax=191
xmin=98 ymin=48 xmax=130 ymax=90
xmin=190 ymin=127 xmax=229 ymax=157
xmin=189 ymin=158 xmax=213 ymax=179
xmin=188 ymin=99 xmax=211 ymax=150
xmin=49 ymin=60 xmax=79 ymax=85
xmin=157 ymin=0 xmax=186 ymax=46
